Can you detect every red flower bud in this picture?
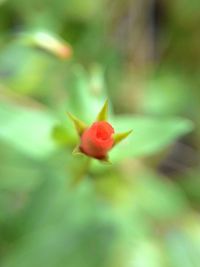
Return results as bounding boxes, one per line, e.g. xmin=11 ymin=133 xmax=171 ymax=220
xmin=68 ymin=99 xmax=132 ymax=162
xmin=80 ymin=121 xmax=114 ymax=159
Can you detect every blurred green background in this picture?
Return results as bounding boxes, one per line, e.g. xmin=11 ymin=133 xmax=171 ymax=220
xmin=0 ymin=0 xmax=200 ymax=266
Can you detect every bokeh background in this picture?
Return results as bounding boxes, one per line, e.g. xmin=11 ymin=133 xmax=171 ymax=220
xmin=0 ymin=0 xmax=200 ymax=266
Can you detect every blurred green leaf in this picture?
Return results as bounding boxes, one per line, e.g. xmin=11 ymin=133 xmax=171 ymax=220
xmin=141 ymin=73 xmax=192 ymax=116
xmin=0 ymin=43 xmax=50 ymax=95
xmin=165 ymin=231 xmax=199 ymax=267
xmin=0 ymin=102 xmax=57 ymax=159
xmin=0 ymin=141 xmax=45 ymax=192
xmin=66 ymin=65 xmax=109 ymax=123
xmin=1 ymin=173 xmax=118 ymax=267
xmin=110 ymin=116 xmax=193 ymax=161
xmin=135 ymin=170 xmax=188 ymax=220
xmin=52 ymin=124 xmax=75 ymax=145
xmin=131 ymin=240 xmax=165 ymax=267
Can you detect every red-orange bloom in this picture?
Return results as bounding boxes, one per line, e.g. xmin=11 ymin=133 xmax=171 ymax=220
xmin=68 ymin=99 xmax=132 ymax=162
xmin=80 ymin=121 xmax=114 ymax=159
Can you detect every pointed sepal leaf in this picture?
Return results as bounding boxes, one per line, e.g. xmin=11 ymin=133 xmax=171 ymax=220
xmin=96 ymin=99 xmax=108 ymax=121
xmin=72 ymin=146 xmax=85 ymax=156
xmin=113 ymin=130 xmax=133 ymax=146
xmin=67 ymin=112 xmax=87 ymax=136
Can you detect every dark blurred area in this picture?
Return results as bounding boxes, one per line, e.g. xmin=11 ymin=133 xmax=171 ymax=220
xmin=0 ymin=0 xmax=200 ymax=267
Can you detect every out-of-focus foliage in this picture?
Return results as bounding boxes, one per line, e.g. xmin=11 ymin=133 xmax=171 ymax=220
xmin=0 ymin=0 xmax=200 ymax=267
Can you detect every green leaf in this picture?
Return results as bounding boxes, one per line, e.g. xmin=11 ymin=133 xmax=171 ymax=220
xmin=52 ymin=124 xmax=75 ymax=145
xmin=1 ymin=171 xmax=118 ymax=267
xmin=135 ymin=169 xmax=188 ymax=220
xmin=0 ymin=102 xmax=57 ymax=159
xmin=141 ymin=72 xmax=192 ymax=116
xmin=0 ymin=142 xmax=43 ymax=191
xmin=66 ymin=65 xmax=110 ymax=123
xmin=0 ymin=43 xmax=50 ymax=95
xmin=110 ymin=115 xmax=194 ymax=162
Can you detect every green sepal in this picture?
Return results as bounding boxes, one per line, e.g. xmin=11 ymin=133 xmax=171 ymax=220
xmin=96 ymin=99 xmax=108 ymax=121
xmin=67 ymin=112 xmax=87 ymax=136
xmin=72 ymin=146 xmax=85 ymax=156
xmin=113 ymin=130 xmax=133 ymax=146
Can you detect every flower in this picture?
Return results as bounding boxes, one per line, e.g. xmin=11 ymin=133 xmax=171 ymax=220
xmin=80 ymin=121 xmax=114 ymax=159
xmin=68 ymin=99 xmax=132 ymax=162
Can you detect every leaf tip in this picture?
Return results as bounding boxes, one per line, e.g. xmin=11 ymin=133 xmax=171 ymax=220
xmin=97 ymin=98 xmax=109 ymax=121
xmin=113 ymin=129 xmax=133 ymax=146
xmin=66 ymin=112 xmax=87 ymax=136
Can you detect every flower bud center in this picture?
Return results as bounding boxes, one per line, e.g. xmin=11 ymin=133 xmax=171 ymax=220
xmin=96 ymin=126 xmax=109 ymax=140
